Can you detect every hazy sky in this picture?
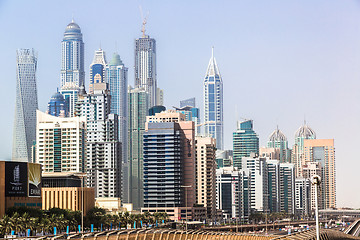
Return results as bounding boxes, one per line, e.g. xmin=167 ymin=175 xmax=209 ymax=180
xmin=0 ymin=0 xmax=359 ymax=208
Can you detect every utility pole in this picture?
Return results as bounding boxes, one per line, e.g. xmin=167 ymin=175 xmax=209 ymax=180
xmin=312 ymin=175 xmax=321 ymax=240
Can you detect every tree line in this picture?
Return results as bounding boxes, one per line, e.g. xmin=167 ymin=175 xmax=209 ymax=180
xmin=0 ymin=207 xmax=168 ymax=237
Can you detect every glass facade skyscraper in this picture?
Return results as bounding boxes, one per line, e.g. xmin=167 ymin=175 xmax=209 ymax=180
xmin=233 ymin=120 xmax=259 ymax=168
xmin=135 ymin=35 xmax=157 ymax=107
xmin=106 ymin=52 xmax=128 ymax=201
xmin=128 ymin=86 xmax=148 ymax=208
xmin=60 ymin=20 xmax=84 ymax=117
xmin=12 ymin=49 xmax=38 ymax=162
xmin=203 ymin=48 xmax=223 ymax=150
xmin=267 ymin=126 xmax=290 ymax=162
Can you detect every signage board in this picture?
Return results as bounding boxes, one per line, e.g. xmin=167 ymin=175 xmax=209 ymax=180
xmin=5 ymin=162 xmax=28 ymax=197
xmin=28 ymin=163 xmax=41 ymax=197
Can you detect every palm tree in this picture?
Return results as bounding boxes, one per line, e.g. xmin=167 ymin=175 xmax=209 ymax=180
xmin=10 ymin=212 xmax=23 ymax=235
xmin=0 ymin=215 xmax=14 ymax=236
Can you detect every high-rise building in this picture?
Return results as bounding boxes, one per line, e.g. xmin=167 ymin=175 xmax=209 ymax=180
xmin=279 ymin=163 xmax=295 ymax=214
xmin=89 ymin=49 xmax=107 ymax=94
xmin=291 ymin=122 xmax=316 ymax=177
xmin=295 ymin=178 xmax=311 ymax=217
xmin=216 ymin=166 xmax=250 ymax=220
xmin=303 ymin=162 xmax=322 ymax=210
xmin=106 ymin=52 xmax=128 ymax=200
xmin=174 ymin=106 xmax=200 ymax=135
xmin=135 ymin=35 xmax=157 ymax=107
xmin=304 ymin=139 xmax=336 ymax=209
xmin=12 ymin=49 xmax=38 ymax=162
xmin=36 ymin=110 xmax=86 ymax=173
xmin=215 ymin=150 xmax=233 ymax=168
xmin=142 ymin=111 xmax=196 ymax=220
xmin=77 ymin=83 xmax=121 ymax=200
xmin=233 ymin=120 xmax=259 ymax=168
xmin=60 ymin=20 xmax=85 ymax=117
xmin=267 ymin=126 xmax=290 ymax=162
xmin=203 ymin=48 xmax=224 ymax=150
xmin=242 ymin=154 xmax=268 ymax=213
xmin=46 ymin=91 xmax=67 ymax=117
xmin=195 ymin=136 xmax=216 ymax=220
xmin=156 ymin=88 xmax=164 ymax=106
xmin=266 ymin=160 xmax=280 ymax=213
xmin=128 ymin=86 xmax=149 ymax=208
xmin=180 ymin=97 xmax=196 ymax=108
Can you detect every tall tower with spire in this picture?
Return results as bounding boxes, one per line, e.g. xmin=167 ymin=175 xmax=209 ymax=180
xmin=203 ymin=48 xmax=224 ymax=150
xmin=134 ymin=22 xmax=157 ymax=107
xmin=60 ymin=19 xmax=85 ymax=116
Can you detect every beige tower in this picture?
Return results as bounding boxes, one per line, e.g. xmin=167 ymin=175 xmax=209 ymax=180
xmin=195 ymin=136 xmax=216 ymax=220
xmin=304 ymin=139 xmax=336 ymax=209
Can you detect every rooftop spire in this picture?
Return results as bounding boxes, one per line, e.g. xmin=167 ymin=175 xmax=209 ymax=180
xmin=204 ymin=47 xmax=221 ymax=78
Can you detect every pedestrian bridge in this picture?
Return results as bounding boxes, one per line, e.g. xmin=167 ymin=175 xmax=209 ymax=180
xmin=33 ymin=228 xmax=360 ymax=240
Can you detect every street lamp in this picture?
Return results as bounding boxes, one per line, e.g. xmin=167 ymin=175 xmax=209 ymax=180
xmin=76 ymin=173 xmax=87 ymax=234
xmin=311 ymin=175 xmax=321 ymax=240
xmin=181 ymin=185 xmax=192 ymax=232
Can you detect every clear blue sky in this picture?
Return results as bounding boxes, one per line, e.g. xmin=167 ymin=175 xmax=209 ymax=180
xmin=0 ymin=0 xmax=359 ymax=208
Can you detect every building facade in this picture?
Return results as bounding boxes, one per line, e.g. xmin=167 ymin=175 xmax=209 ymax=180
xmin=203 ymin=48 xmax=224 ymax=150
xmin=77 ymin=85 xmax=122 ymax=199
xmin=291 ymin=122 xmax=316 ymax=177
xmin=128 ymin=87 xmax=149 ymax=208
xmin=304 ymin=139 xmax=336 ymax=209
xmin=142 ymin=112 xmax=196 ymax=219
xmin=295 ymin=178 xmax=311 ymax=217
xmin=36 ymin=110 xmax=86 ymax=173
xmin=233 ymin=120 xmax=259 ymax=168
xmin=46 ymin=91 xmax=67 ymax=117
xmin=13 ymin=49 xmax=38 ymax=162
xmin=135 ymin=35 xmax=157 ymax=107
xmin=60 ymin=20 xmax=85 ymax=117
xmin=89 ymin=49 xmax=107 ymax=94
xmin=267 ymin=126 xmax=290 ymax=162
xmin=195 ymin=136 xmax=216 ymax=220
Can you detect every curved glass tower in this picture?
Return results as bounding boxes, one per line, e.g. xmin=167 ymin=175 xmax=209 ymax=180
xmin=203 ymin=48 xmax=223 ymax=150
xmin=60 ymin=20 xmax=84 ymax=117
xmin=12 ymin=49 xmax=38 ymax=162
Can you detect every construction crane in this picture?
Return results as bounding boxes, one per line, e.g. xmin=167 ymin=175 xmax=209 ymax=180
xmin=139 ymin=5 xmax=149 ymax=37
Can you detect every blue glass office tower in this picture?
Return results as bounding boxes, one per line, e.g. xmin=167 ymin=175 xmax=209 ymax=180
xmin=203 ymin=48 xmax=223 ymax=149
xmin=47 ymin=91 xmax=67 ymax=117
xmin=12 ymin=49 xmax=38 ymax=162
xmin=233 ymin=120 xmax=259 ymax=168
xmin=60 ymin=20 xmax=84 ymax=117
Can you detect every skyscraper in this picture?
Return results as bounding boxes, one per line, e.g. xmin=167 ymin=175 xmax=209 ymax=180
xmin=46 ymin=91 xmax=67 ymax=117
xmin=195 ymin=136 xmax=216 ymax=220
xmin=267 ymin=126 xmax=290 ymax=162
xmin=304 ymin=139 xmax=336 ymax=209
xmin=12 ymin=49 xmax=38 ymax=162
xmin=89 ymin=49 xmax=107 ymax=94
xmin=233 ymin=120 xmax=259 ymax=168
xmin=60 ymin=20 xmax=85 ymax=117
xmin=203 ymin=48 xmax=224 ymax=150
xmin=291 ymin=122 xmax=316 ymax=177
xmin=128 ymin=86 xmax=149 ymax=208
xmin=135 ymin=34 xmax=157 ymax=107
xmin=142 ymin=111 xmax=195 ymax=220
xmin=106 ymin=53 xmax=128 ymax=200
xmin=77 ymin=81 xmax=122 ymax=200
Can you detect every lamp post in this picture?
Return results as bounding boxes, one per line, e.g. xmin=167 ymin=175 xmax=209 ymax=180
xmin=311 ymin=175 xmax=321 ymax=240
xmin=181 ymin=185 xmax=192 ymax=232
xmin=76 ymin=173 xmax=86 ymax=234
